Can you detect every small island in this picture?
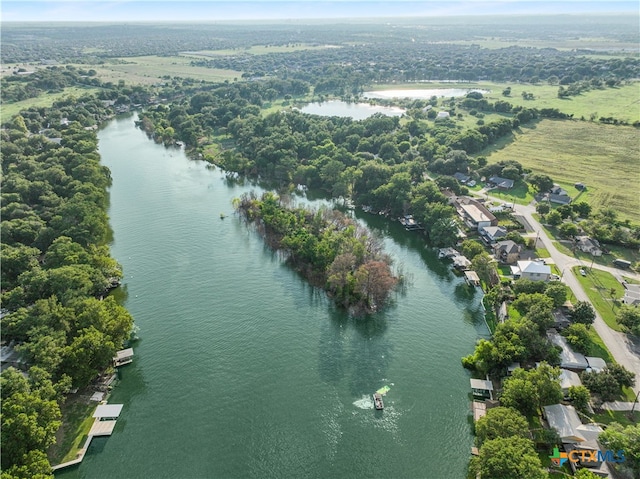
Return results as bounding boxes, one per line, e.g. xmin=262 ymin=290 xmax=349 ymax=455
xmin=236 ymin=192 xmax=398 ymax=314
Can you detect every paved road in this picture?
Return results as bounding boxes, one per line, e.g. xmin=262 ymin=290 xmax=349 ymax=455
xmin=478 ymin=191 xmax=640 ymax=397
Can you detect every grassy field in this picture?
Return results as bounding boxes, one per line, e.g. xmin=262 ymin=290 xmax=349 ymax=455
xmin=75 ymin=56 xmax=242 ymax=86
xmin=48 ymin=397 xmax=96 ymax=465
xmin=573 ymin=266 xmax=625 ymax=331
xmin=591 ymin=409 xmax=640 ymax=427
xmin=368 ymin=81 xmax=640 ymax=123
xmin=1 ymin=86 xmax=102 ymax=122
xmin=483 ymin=119 xmax=640 ymax=223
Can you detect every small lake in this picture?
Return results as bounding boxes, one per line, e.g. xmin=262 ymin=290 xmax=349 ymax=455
xmin=299 ymin=100 xmax=405 ymax=120
xmin=363 ymin=89 xmax=490 ymax=99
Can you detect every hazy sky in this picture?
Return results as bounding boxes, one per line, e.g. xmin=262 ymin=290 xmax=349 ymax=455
xmin=2 ymin=1 xmax=637 ymax=22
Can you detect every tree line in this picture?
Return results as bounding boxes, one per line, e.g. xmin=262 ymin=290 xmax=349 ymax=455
xmin=1 ymin=119 xmax=134 ymax=477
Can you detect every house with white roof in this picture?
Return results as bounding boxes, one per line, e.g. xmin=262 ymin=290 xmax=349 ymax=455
xmin=510 ymin=260 xmax=551 ymax=281
xmin=548 ymin=330 xmax=589 ymax=371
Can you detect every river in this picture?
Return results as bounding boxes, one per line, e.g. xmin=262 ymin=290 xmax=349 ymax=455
xmin=56 ymin=114 xmax=489 ymax=479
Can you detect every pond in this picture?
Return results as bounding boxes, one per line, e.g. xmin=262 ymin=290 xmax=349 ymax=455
xmin=299 ymin=100 xmax=405 ymax=119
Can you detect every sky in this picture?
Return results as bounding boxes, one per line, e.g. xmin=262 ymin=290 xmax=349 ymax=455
xmin=1 ymin=1 xmax=637 ymax=22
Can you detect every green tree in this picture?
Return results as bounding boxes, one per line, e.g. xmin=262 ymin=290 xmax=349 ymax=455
xmin=598 ymin=422 xmax=640 ymax=476
xmin=500 ymin=363 xmax=562 ymax=417
xmin=460 ymin=240 xmax=486 ymax=261
xmin=474 ymin=406 xmax=530 ymax=447
xmin=616 ymin=305 xmax=640 ymax=335
xmin=571 ymin=301 xmax=596 ymax=326
xmin=545 ymin=283 xmax=568 ymax=308
xmin=535 ymin=203 xmax=550 ymax=215
xmin=511 ymin=293 xmax=553 ymax=316
xmin=528 ymin=174 xmax=554 ymax=193
xmin=561 ymin=323 xmax=591 ymax=354
xmin=0 ymin=368 xmax=60 ymax=471
xmin=546 ymin=210 xmax=562 ymax=226
xmin=568 ymin=385 xmax=591 ymax=414
xmin=470 ymin=436 xmax=547 ymax=479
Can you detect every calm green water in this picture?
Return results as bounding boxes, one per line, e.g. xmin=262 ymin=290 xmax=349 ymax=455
xmin=57 ymin=114 xmax=488 ymax=479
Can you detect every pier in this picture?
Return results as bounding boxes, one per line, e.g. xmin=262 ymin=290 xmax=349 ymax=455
xmin=52 ymin=404 xmax=123 ymax=471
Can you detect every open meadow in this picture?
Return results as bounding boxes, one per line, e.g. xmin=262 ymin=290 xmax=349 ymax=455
xmin=0 ymin=86 xmax=102 ymax=123
xmin=484 ymin=119 xmax=640 ymax=222
xmin=78 ymin=56 xmax=242 ymax=85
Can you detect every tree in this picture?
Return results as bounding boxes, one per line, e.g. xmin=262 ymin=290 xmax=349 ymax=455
xmin=528 ymin=174 xmax=554 ymax=193
xmin=500 ymin=363 xmax=562 ymax=417
xmin=568 ymin=385 xmax=591 ymax=414
xmin=474 ymin=406 xmax=530 ymax=447
xmin=1 ymin=368 xmax=60 ymax=471
xmin=471 ymin=253 xmax=496 ymax=286
xmin=598 ymin=422 xmax=640 ymax=476
xmin=571 ymin=301 xmax=596 ymax=326
xmin=606 ymin=363 xmax=635 ymax=389
xmin=582 ymin=368 xmax=625 ymax=402
xmin=535 ymin=203 xmax=550 ymax=215
xmin=561 ymin=323 xmax=591 ymax=354
xmin=557 ymin=222 xmax=579 ymax=238
xmin=460 ymin=240 xmax=486 ymax=261
xmin=471 ymin=436 xmax=547 ymax=479
xmin=545 ymin=283 xmax=568 ymax=308
xmin=546 ymin=210 xmax=562 ymax=226
xmin=354 ymin=261 xmax=397 ymax=312
xmin=511 ymin=293 xmax=553 ymax=316
xmin=616 ymin=305 xmax=640 ymax=335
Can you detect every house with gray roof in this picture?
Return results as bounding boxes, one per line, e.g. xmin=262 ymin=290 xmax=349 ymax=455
xmin=510 ymin=260 xmax=551 ymax=281
xmin=488 ymin=176 xmax=515 ymax=189
xmin=575 ymin=236 xmax=602 ymax=256
xmin=493 ymin=240 xmax=521 ymax=264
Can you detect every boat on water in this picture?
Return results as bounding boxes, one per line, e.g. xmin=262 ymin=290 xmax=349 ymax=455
xmin=373 ymin=393 xmax=384 ymax=410
xmin=220 ymin=213 xmax=226 ymax=219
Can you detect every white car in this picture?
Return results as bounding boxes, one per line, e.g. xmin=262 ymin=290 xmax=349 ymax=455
xmin=579 ymin=268 xmax=586 ymax=276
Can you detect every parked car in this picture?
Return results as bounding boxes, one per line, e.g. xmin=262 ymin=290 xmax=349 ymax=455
xmin=579 ymin=268 xmax=586 ymax=276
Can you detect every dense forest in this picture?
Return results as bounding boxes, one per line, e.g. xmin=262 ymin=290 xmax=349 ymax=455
xmin=1 ymin=118 xmax=134 ymax=477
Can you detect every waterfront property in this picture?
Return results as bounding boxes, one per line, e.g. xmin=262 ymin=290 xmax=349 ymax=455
xmin=52 ymin=403 xmax=124 ymax=471
xmin=113 ymin=348 xmax=134 ymax=367
xmin=493 ymin=240 xmax=521 ymax=264
xmin=559 ymin=368 xmax=583 ymax=397
xmin=548 ymin=330 xmax=589 ymax=372
xmin=470 ymin=378 xmax=494 ymax=400
xmin=543 ymin=404 xmax=609 ymax=477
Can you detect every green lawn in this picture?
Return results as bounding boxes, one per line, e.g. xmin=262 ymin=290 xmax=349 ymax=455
xmin=573 ymin=266 xmax=625 ymax=331
xmin=483 ymin=119 xmax=640 ymax=223
xmin=485 ymin=181 xmax=535 ymax=206
xmin=1 ymin=86 xmax=102 ymax=122
xmin=591 ymin=409 xmax=640 ymax=427
xmin=48 ymin=398 xmax=96 ymax=465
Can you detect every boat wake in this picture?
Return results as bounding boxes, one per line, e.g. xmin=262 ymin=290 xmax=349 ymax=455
xmin=352 ymin=395 xmax=374 ymax=410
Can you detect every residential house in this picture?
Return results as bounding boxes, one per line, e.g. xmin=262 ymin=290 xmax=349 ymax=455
xmin=559 ymin=369 xmax=582 ymax=397
xmin=493 ymin=240 xmax=521 ymax=264
xmin=453 ymin=172 xmax=470 ymax=184
xmin=455 ymin=197 xmax=498 ymax=232
xmin=575 ymin=236 xmax=602 ymax=256
xmin=585 ymin=356 xmax=607 ymax=373
xmin=547 ymin=193 xmax=573 ymax=205
xmin=510 ymin=260 xmax=551 ymax=281
xmin=543 ymin=404 xmax=609 ymax=476
xmin=548 ymin=330 xmax=589 ymax=371
xmin=550 ymin=185 xmax=569 ymax=196
xmin=621 ymin=283 xmax=640 ymax=306
xmin=488 ymin=176 xmax=515 ymax=189
xmin=481 ymin=225 xmax=508 ymax=243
